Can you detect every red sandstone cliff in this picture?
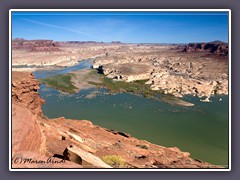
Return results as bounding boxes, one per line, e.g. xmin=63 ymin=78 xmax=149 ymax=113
xmin=11 ymin=72 xmax=222 ymax=169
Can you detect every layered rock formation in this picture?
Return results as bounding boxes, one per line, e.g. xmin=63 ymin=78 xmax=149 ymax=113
xmin=12 ymin=72 xmax=45 ymax=116
xmin=12 ymin=38 xmax=60 ymax=52
xmin=11 ymin=71 xmax=222 ymax=169
xmin=182 ymin=41 xmax=228 ymax=56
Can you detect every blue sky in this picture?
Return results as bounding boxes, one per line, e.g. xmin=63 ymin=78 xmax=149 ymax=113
xmin=12 ymin=11 xmax=229 ymax=43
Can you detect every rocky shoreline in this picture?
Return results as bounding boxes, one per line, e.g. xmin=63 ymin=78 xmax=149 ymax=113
xmin=93 ymin=51 xmax=228 ymax=100
xmin=11 ymin=71 xmax=222 ymax=169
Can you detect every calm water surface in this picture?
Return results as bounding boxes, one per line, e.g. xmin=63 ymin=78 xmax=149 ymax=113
xmin=34 ymin=60 xmax=229 ymax=166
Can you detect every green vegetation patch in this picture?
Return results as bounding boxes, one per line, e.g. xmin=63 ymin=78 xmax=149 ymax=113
xmin=39 ymin=73 xmax=78 ymax=93
xmin=89 ymin=75 xmax=191 ymax=106
xmin=101 ymin=155 xmax=125 ymax=168
xmin=89 ymin=77 xmax=163 ymax=97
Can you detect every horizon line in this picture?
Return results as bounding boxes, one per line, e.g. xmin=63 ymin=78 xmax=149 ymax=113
xmin=11 ymin=38 xmax=228 ymax=44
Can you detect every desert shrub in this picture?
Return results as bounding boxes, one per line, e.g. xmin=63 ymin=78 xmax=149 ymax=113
xmin=101 ymin=155 xmax=125 ymax=168
xmin=136 ymin=144 xmax=149 ymax=149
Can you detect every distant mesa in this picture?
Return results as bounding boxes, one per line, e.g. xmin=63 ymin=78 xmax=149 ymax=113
xmin=182 ymin=41 xmax=228 ymax=56
xmin=61 ymin=40 xmax=123 ymax=45
xmin=12 ymin=38 xmax=61 ymax=52
xmin=63 ymin=41 xmax=101 ymax=44
xmin=13 ymin=38 xmax=25 ymax=41
xmin=12 ymin=38 xmax=228 ymax=56
xmin=12 ymin=38 xmax=125 ymax=49
xmin=111 ymin=41 xmax=122 ymax=44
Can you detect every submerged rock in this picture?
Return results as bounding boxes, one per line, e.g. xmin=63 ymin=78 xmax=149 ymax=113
xmin=200 ymin=97 xmax=212 ymax=102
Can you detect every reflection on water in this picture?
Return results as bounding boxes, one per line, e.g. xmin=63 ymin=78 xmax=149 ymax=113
xmin=33 ymin=59 xmax=229 ymax=166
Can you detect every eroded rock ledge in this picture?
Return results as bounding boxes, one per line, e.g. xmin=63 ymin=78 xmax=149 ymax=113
xmin=93 ymin=49 xmax=228 ymax=99
xmin=11 ymin=71 xmax=222 ymax=169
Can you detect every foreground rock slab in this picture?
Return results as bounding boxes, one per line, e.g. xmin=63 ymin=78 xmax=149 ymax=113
xmin=63 ymin=145 xmax=112 ymax=168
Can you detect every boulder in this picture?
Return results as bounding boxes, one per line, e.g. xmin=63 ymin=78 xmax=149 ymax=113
xmin=63 ymin=145 xmax=112 ymax=168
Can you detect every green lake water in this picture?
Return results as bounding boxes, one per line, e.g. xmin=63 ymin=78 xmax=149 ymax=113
xmin=34 ymin=60 xmax=229 ymax=167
